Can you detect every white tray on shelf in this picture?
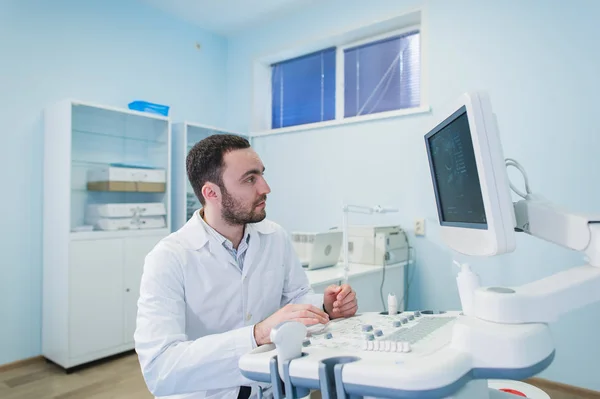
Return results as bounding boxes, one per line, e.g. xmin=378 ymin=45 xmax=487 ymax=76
xmin=88 ymin=216 xmax=167 ymax=231
xmin=87 ymin=166 xmax=166 ymax=183
xmin=87 ymin=202 xmax=166 ymax=219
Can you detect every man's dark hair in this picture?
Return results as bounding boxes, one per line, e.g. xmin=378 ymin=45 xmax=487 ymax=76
xmin=186 ymin=134 xmax=251 ymax=206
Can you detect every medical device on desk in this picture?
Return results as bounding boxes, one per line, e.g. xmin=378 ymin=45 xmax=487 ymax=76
xmin=340 ymin=205 xmax=401 ymax=284
xmin=291 ymin=231 xmax=343 ymax=270
xmin=343 ymin=225 xmax=409 ymax=267
xmin=238 ymin=90 xmax=600 ymax=399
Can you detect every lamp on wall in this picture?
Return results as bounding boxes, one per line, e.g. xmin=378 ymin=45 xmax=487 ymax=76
xmin=342 ymin=203 xmax=399 ymax=283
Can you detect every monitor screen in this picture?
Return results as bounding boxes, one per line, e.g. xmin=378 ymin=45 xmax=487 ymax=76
xmin=426 ymin=106 xmax=487 ymax=228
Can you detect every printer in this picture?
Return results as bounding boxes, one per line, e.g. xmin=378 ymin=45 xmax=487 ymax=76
xmin=344 ymin=225 xmax=409 ymax=266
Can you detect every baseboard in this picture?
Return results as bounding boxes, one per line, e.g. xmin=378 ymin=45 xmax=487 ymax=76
xmin=0 ymin=356 xmax=44 ymax=372
xmin=527 ymin=377 xmax=600 ymax=398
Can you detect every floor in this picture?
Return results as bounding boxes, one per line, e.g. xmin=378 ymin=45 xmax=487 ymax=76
xmin=0 ymin=352 xmax=592 ymax=399
xmin=0 ymin=353 xmax=152 ymax=399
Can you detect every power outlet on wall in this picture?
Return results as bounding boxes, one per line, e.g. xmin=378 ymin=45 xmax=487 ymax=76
xmin=415 ymin=219 xmax=425 ymax=236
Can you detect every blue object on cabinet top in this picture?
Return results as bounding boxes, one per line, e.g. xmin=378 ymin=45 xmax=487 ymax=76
xmin=128 ymin=100 xmax=170 ymax=116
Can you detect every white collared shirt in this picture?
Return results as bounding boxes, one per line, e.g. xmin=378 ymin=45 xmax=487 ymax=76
xmin=198 ymin=210 xmax=250 ymax=271
xmin=134 ymin=211 xmax=323 ymax=399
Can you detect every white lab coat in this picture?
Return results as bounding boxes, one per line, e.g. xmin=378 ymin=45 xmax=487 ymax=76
xmin=134 ymin=212 xmax=323 ymax=399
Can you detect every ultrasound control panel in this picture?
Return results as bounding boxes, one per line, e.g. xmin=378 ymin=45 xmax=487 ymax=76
xmin=304 ymin=311 xmax=457 ymax=354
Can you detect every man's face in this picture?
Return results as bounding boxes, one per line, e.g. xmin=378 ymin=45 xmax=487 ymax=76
xmin=218 ymin=148 xmax=271 ymax=225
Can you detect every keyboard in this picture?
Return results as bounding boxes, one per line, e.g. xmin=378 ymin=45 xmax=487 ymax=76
xmin=385 ymin=316 xmax=456 ymax=344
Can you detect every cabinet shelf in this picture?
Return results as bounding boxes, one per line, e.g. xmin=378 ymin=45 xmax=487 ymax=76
xmin=70 ymin=227 xmax=170 ymax=241
xmin=70 ymin=189 xmax=167 ymax=195
xmin=69 ymin=102 xmax=170 ymax=230
xmin=72 ymin=159 xmax=164 ymax=168
xmin=72 ymin=160 xmax=112 ymax=167
xmin=73 ymin=128 xmax=167 ymax=145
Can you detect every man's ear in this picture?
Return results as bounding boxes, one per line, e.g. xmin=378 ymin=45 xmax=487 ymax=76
xmin=201 ymin=182 xmax=221 ymax=205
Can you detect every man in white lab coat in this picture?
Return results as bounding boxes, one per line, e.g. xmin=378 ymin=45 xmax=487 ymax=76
xmin=134 ymin=134 xmax=358 ymax=399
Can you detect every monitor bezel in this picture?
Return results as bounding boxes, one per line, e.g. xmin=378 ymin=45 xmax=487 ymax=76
xmin=423 ymin=91 xmax=516 ymax=256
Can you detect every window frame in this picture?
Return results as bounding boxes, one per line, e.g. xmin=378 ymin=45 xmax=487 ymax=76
xmin=250 ymin=10 xmax=430 ymax=136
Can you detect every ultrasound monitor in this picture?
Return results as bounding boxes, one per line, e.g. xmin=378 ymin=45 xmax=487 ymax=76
xmin=424 ymin=91 xmax=516 ymax=256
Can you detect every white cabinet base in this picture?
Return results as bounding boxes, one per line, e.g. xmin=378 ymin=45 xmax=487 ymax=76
xmin=42 ymin=235 xmax=163 ymax=371
xmin=46 ymin=344 xmax=137 ymax=373
xmin=69 ymin=239 xmax=124 ymax=360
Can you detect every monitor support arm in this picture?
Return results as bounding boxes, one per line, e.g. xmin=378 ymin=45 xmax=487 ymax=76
xmin=473 ymin=196 xmax=600 ymax=324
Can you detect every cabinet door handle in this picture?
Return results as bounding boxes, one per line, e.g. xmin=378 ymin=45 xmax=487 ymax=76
xmin=126 ymin=288 xmax=130 ymax=292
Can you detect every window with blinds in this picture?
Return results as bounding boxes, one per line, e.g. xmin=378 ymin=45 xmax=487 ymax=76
xmin=271 ymin=48 xmax=336 ymax=129
xmin=344 ymin=31 xmax=420 ymax=117
xmin=269 ymin=29 xmax=421 ymax=129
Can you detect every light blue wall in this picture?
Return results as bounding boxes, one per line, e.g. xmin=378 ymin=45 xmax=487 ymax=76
xmin=227 ymin=0 xmax=600 ymax=391
xmin=0 ymin=0 xmax=228 ymax=366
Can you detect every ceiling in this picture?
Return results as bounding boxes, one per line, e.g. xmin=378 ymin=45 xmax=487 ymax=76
xmin=139 ymin=0 xmax=317 ymax=36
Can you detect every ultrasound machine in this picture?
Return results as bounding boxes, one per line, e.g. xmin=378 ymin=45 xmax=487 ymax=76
xmin=238 ymin=91 xmax=600 ymax=398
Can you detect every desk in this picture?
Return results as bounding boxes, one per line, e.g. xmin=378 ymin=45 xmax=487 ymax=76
xmin=305 ymin=261 xmax=408 ymax=313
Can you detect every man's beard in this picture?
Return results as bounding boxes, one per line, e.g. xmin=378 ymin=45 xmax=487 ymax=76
xmin=221 ymin=188 xmax=267 ymax=226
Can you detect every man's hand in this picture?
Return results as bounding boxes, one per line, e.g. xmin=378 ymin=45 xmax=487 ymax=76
xmin=253 ymin=304 xmax=329 ymax=346
xmin=323 ymin=284 xmax=358 ymax=319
